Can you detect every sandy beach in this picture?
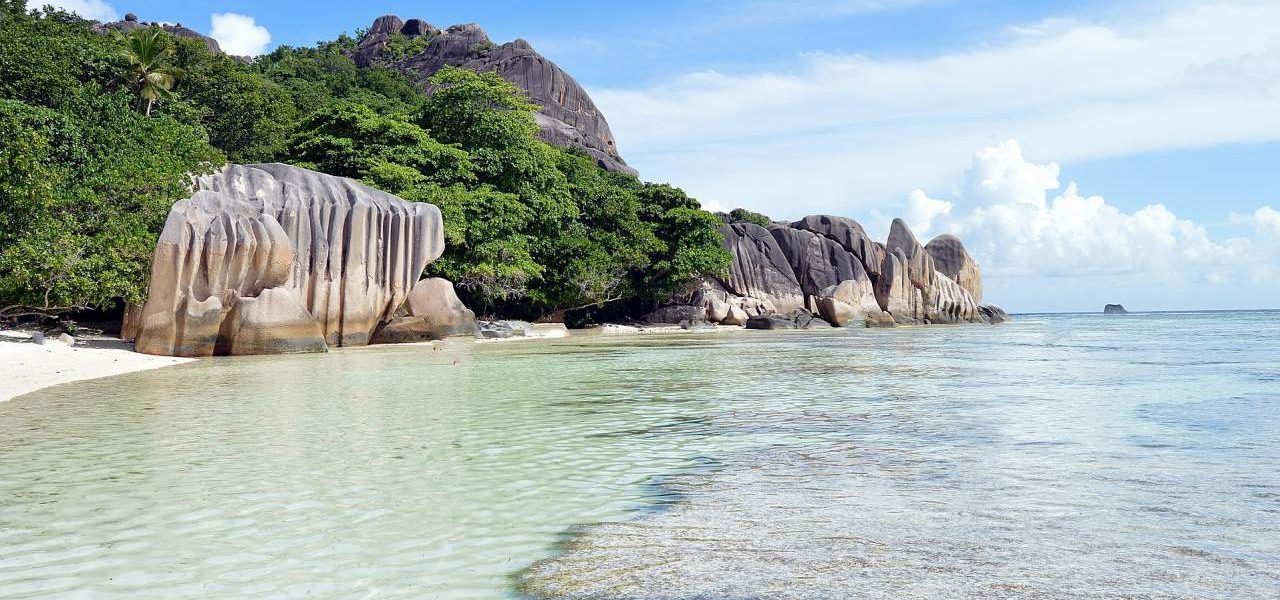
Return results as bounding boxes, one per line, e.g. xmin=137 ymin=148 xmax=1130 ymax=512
xmin=0 ymin=331 xmax=192 ymax=402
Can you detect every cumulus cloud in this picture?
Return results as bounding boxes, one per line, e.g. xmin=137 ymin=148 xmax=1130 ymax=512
xmin=594 ymin=1 xmax=1280 ymax=218
xmin=25 ymin=0 xmax=117 ymax=21
xmin=906 ymin=140 xmax=1280 ymax=309
xmin=209 ymin=13 xmax=271 ymax=57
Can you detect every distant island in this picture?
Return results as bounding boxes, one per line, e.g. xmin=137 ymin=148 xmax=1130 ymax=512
xmin=1104 ymin=304 xmax=1129 ymax=315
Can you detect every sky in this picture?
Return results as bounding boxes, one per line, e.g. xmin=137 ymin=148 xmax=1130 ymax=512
xmin=28 ymin=0 xmax=1280 ymax=313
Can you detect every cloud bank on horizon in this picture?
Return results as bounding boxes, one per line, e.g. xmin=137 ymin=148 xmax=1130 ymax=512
xmin=592 ymin=0 xmax=1280 ymax=311
xmin=901 ymin=140 xmax=1280 ymax=312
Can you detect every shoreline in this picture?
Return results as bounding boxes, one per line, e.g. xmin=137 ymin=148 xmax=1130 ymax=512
xmin=0 ymin=331 xmax=193 ymax=403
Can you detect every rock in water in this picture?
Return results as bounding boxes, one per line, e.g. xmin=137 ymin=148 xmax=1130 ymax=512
xmin=371 ymin=278 xmax=477 ymax=344
xmin=815 ymin=278 xmax=885 ymax=327
xmin=926 ymin=234 xmax=983 ymax=304
xmin=135 ymin=164 xmax=445 ymax=357
xmin=1104 ymin=304 xmax=1129 ymax=315
xmin=349 ymin=18 xmax=635 ymax=175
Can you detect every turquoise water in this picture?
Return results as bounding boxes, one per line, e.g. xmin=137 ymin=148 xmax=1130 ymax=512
xmin=1 ymin=313 xmax=1277 ymax=598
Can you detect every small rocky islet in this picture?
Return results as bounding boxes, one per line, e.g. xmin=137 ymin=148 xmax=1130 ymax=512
xmin=119 ymin=13 xmax=1006 ymax=357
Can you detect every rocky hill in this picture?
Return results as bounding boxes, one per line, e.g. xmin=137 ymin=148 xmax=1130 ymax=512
xmin=349 ymin=15 xmax=635 ymax=176
xmin=95 ymin=13 xmax=223 ymax=54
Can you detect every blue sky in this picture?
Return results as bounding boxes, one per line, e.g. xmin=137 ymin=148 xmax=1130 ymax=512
xmin=32 ymin=0 xmax=1280 ymax=312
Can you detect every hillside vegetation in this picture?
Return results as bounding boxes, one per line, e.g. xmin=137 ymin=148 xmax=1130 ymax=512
xmin=0 ymin=3 xmax=730 ymax=323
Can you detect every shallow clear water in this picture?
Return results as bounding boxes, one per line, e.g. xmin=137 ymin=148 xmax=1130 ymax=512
xmin=1 ymin=313 xmax=1277 ymax=599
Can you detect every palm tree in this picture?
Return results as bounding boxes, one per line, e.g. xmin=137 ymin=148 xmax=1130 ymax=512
xmin=116 ymin=27 xmax=182 ymax=116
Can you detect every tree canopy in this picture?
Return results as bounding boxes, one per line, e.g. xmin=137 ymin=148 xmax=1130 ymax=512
xmin=0 ymin=4 xmax=730 ymax=323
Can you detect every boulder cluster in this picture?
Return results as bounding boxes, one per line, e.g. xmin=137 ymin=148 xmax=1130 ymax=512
xmin=666 ymin=216 xmax=1008 ymax=328
xmin=133 ymin=164 xmax=476 ymax=357
xmin=347 ymin=15 xmax=635 ymax=176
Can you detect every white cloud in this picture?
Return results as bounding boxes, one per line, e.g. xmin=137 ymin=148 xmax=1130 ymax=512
xmin=903 ymin=189 xmax=951 ymax=234
xmin=209 ymin=12 xmax=271 ymax=57
xmin=25 ymin=0 xmax=117 ymax=21
xmin=595 ymin=1 xmax=1280 ymax=219
xmin=911 ymin=140 xmax=1280 ymax=310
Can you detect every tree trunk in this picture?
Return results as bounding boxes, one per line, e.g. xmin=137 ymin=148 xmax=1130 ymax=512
xmin=145 ymin=98 xmax=154 ymax=117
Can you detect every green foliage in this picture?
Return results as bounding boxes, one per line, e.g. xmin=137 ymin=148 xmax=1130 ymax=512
xmin=0 ymin=8 xmax=730 ymax=321
xmin=729 ymin=207 xmax=773 ymax=228
xmin=115 ymin=26 xmax=181 ymax=115
xmin=0 ymin=7 xmax=222 ymax=314
xmin=288 ymin=102 xmax=472 ymax=184
xmin=255 ymin=41 xmax=424 ymax=117
xmin=169 ymin=37 xmax=296 ymax=162
xmin=0 ymin=93 xmax=221 ymax=312
xmin=382 ymin=32 xmax=432 ymax=61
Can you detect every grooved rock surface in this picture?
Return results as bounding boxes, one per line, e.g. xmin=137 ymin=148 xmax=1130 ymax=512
xmin=768 ymin=225 xmax=867 ymax=311
xmin=371 ymin=278 xmax=477 ymax=344
xmin=717 ymin=223 xmax=806 ymax=316
xmin=350 ymin=18 xmax=635 ymax=175
xmin=686 ymin=215 xmax=1003 ymax=327
xmin=790 ymin=215 xmax=883 ymax=282
xmin=815 ymin=278 xmax=885 ymax=328
xmin=926 ymin=234 xmax=983 ymax=304
xmin=875 ymin=249 xmax=926 ymax=324
xmin=135 ymin=164 xmax=445 ymax=357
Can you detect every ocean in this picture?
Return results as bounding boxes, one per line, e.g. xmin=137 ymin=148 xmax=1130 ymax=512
xmin=1 ymin=312 xmax=1277 ymax=598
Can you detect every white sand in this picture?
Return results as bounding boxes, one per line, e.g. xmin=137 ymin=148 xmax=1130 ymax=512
xmin=0 ymin=330 xmax=192 ymax=402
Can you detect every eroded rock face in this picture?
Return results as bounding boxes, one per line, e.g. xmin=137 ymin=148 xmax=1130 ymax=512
xmin=926 ymin=234 xmax=983 ymax=304
xmin=687 ymin=215 xmax=1004 ymax=327
xmin=135 ymin=164 xmax=445 ymax=356
xmin=768 ymin=226 xmax=867 ymax=311
xmin=717 ymin=223 xmax=806 ymax=316
xmin=371 ymin=278 xmax=477 ymax=344
xmin=815 ymin=278 xmax=885 ymax=328
xmin=350 ymin=17 xmax=635 ymax=175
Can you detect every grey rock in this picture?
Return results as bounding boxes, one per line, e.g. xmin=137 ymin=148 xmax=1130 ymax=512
xmin=926 ymin=234 xmax=983 ymax=304
xmin=371 ymin=278 xmax=477 ymax=343
xmin=745 ymin=314 xmax=798 ymax=330
xmin=721 ymin=305 xmax=749 ymax=326
xmin=30 ymin=332 xmax=46 ymax=345
xmin=1104 ymin=304 xmax=1128 ymax=315
xmin=790 ymin=215 xmax=883 ymax=282
xmin=400 ymin=18 xmax=437 ymax=37
xmin=980 ymin=305 xmax=1012 ymax=323
xmin=135 ymin=164 xmax=447 ymax=356
xmin=478 ymin=320 xmax=536 ymax=339
xmin=768 ymin=225 xmax=867 ymax=309
xmin=644 ymin=304 xmax=707 ymax=325
xmin=717 ymin=223 xmax=806 ymax=316
xmin=885 ymin=218 xmax=936 ymax=293
xmin=352 ymin=18 xmax=635 ymax=175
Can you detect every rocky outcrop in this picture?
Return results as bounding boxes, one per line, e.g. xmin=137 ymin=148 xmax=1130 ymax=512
xmin=135 ymin=164 xmax=447 ymax=357
xmin=349 ymin=16 xmax=635 ymax=175
xmin=683 ymin=215 xmax=1006 ymax=328
xmin=96 ymin=13 xmax=223 ymax=54
xmin=716 ymin=223 xmax=807 ymax=316
xmin=1104 ymin=304 xmax=1129 ymax=315
xmin=926 ymin=234 xmax=982 ymax=304
xmin=370 ymin=278 xmax=477 ymax=344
